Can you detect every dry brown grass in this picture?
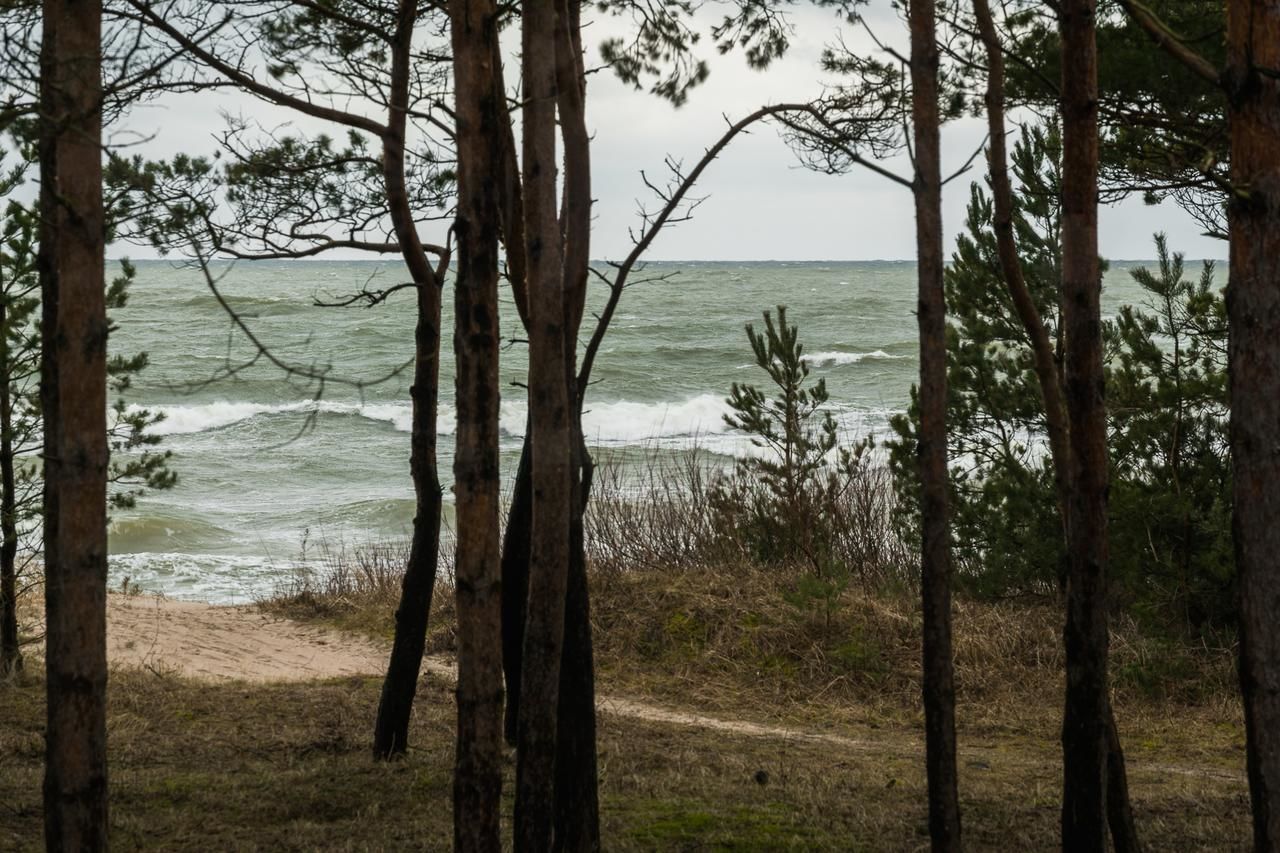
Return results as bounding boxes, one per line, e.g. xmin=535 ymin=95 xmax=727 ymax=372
xmin=0 ymin=663 xmax=1251 ymax=851
xmin=588 ymin=564 xmax=1242 ymax=744
xmin=259 ymin=533 xmax=1244 ymax=762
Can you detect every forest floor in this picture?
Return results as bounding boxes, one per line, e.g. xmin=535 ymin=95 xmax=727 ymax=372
xmin=0 ymin=571 xmax=1254 ymax=850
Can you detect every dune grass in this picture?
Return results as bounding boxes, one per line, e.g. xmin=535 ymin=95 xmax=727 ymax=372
xmin=227 ymin=556 xmax=1256 ymax=849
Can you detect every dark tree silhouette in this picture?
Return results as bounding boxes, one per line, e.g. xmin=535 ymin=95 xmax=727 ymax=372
xmin=38 ymin=0 xmax=110 ymax=847
xmin=1058 ymin=0 xmax=1113 ymax=846
xmin=908 ymin=0 xmax=961 ymax=846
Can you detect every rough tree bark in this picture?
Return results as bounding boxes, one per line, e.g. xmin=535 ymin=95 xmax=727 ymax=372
xmin=1059 ymin=0 xmax=1112 ymax=846
xmin=371 ymin=0 xmax=446 ymax=760
xmin=908 ymin=0 xmax=961 ymax=847
xmin=0 ymin=291 xmax=20 ymax=677
xmin=450 ymin=0 xmax=505 ymax=845
xmin=514 ymin=0 xmax=574 ymax=847
xmin=972 ymin=2 xmax=1138 ymax=848
xmin=38 ymin=0 xmax=110 ymax=847
xmin=1225 ymin=0 xmax=1280 ymax=846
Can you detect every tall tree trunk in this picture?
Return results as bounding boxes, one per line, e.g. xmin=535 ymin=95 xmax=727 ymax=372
xmin=372 ymin=0 xmax=446 ymax=760
xmin=1059 ymin=0 xmax=1111 ymax=847
xmin=514 ymin=0 xmax=573 ymax=848
xmin=38 ymin=0 xmax=110 ymax=847
xmin=0 ymin=291 xmax=20 ymax=678
xmin=908 ymin=0 xmax=960 ymax=847
xmin=1225 ymin=0 xmax=1280 ymax=846
xmin=973 ymin=4 xmax=1138 ymax=848
xmin=450 ymin=0 xmax=505 ymax=846
xmin=551 ymin=1 xmax=601 ymax=846
xmin=497 ymin=67 xmax=532 ymax=747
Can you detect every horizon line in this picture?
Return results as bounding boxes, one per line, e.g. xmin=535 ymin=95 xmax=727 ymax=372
xmin=112 ymin=256 xmax=1233 ymax=265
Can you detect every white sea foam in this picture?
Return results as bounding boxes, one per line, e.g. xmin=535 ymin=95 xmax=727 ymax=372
xmin=582 ymin=394 xmax=731 ymax=443
xmin=135 ymin=394 xmax=736 ymax=443
xmin=801 ymin=350 xmax=903 ymax=367
xmin=138 ymin=400 xmax=413 ymax=436
xmin=132 ymin=393 xmax=902 ymax=458
xmin=357 ymin=402 xmax=414 ymax=432
xmin=141 ymin=401 xmax=290 ymax=434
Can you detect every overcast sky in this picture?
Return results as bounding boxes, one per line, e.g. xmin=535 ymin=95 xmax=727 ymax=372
xmin=118 ymin=4 xmax=1227 ymax=263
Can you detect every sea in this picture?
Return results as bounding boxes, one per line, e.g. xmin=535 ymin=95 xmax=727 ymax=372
xmin=105 ymin=258 xmax=1189 ymax=602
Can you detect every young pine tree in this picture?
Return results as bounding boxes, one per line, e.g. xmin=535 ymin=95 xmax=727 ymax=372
xmin=713 ymin=305 xmax=841 ymax=572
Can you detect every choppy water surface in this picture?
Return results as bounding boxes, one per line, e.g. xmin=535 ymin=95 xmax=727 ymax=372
xmin=108 ymin=259 xmax=1169 ymax=601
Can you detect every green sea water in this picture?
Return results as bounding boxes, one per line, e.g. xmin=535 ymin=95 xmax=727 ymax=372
xmin=106 ymin=258 xmax=1179 ymax=602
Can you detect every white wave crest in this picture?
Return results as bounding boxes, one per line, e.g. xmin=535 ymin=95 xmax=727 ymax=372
xmin=801 ymin=350 xmax=903 ymax=367
xmin=138 ymin=400 xmax=415 ymax=436
xmin=135 ymin=393 xmax=869 ymax=448
xmin=582 ymin=394 xmax=731 ymax=443
xmin=450 ymin=395 xmax=733 ymax=444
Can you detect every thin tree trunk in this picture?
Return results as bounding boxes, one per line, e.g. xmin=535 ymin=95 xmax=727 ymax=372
xmin=372 ymin=0 xmax=446 ymax=760
xmin=450 ymin=0 xmax=505 ymax=845
xmin=973 ymin=0 xmax=1071 ymax=512
xmin=515 ymin=0 xmax=573 ymax=847
xmin=493 ymin=42 xmax=529 ymax=333
xmin=551 ymin=1 xmax=600 ymax=845
xmin=908 ymin=0 xmax=961 ymax=846
xmin=496 ymin=53 xmax=532 ymax=749
xmin=502 ymin=422 xmax=533 ymax=746
xmin=1225 ymin=0 xmax=1280 ymax=845
xmin=0 ymin=290 xmax=20 ymax=678
xmin=1059 ymin=0 xmax=1111 ymax=846
xmin=38 ymin=0 xmax=110 ymax=846
xmin=973 ymin=4 xmax=1138 ymax=848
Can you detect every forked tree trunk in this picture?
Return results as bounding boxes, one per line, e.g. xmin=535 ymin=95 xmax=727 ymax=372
xmin=1059 ymin=0 xmax=1112 ymax=847
xmin=514 ymin=0 xmax=574 ymax=847
xmin=0 ymin=292 xmax=20 ymax=677
xmin=1225 ymin=0 xmax=1280 ymax=845
xmin=908 ymin=0 xmax=961 ymax=847
xmin=450 ymin=0 xmax=505 ymax=845
xmin=372 ymin=0 xmax=446 ymax=760
xmin=972 ymin=3 xmax=1138 ymax=848
xmin=38 ymin=0 xmax=110 ymax=846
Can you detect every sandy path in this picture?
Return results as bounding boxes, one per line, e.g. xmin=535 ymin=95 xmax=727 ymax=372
xmin=108 ymin=594 xmax=390 ymax=682
xmin=103 ymin=594 xmax=1245 ymax=783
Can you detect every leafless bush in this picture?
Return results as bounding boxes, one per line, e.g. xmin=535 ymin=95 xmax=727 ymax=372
xmin=585 ymin=441 xmax=913 ymax=585
xmin=266 ymin=535 xmax=411 ymax=619
xmin=586 ymin=444 xmax=725 ymax=572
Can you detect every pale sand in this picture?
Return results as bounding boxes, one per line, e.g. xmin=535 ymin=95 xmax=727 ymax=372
xmin=106 ymin=593 xmax=392 ymax=682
